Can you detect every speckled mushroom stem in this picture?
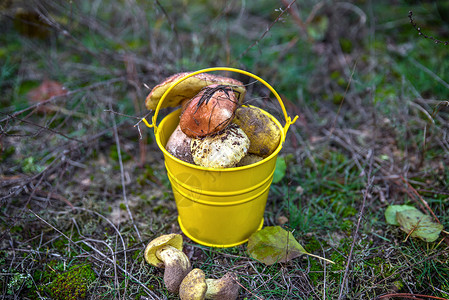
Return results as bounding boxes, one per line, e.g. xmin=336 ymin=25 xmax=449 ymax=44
xmin=205 ymin=272 xmax=239 ymax=300
xmin=155 ymin=245 xmax=192 ymax=293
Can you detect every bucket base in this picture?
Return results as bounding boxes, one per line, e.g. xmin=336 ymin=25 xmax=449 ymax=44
xmin=178 ymin=216 xmax=264 ymax=248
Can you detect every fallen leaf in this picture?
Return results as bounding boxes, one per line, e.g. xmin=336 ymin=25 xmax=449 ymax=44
xmin=27 ymin=80 xmax=68 ymax=113
xmin=247 ymin=226 xmax=334 ymax=265
xmin=272 ymin=156 xmax=286 ymax=184
xmin=28 ymin=80 xmax=68 ymax=103
xmin=396 ymin=210 xmax=443 ymax=243
xmin=385 ymin=205 xmax=418 ymax=225
xmin=247 ymin=226 xmax=306 ymax=265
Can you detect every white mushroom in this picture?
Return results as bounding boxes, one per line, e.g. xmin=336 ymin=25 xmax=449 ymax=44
xmin=166 ymin=124 xmax=195 ymax=164
xmin=190 ymin=124 xmax=249 ymax=168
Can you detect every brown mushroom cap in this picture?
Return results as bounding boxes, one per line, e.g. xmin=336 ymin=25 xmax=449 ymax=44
xmin=144 ymin=233 xmax=183 ymax=268
xmin=179 ymin=268 xmax=207 ymax=300
xmin=145 ymin=72 xmax=246 ymax=110
xmin=179 ymin=84 xmax=239 ymax=138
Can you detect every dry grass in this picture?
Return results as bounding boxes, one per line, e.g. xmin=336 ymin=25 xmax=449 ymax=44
xmin=1 ymin=0 xmax=448 ymax=299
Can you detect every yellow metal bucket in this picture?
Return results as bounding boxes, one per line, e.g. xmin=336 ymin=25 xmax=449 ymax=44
xmin=143 ymin=67 xmax=298 ymax=248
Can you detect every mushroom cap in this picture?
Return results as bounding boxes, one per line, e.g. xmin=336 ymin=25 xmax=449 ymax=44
xmin=233 ymin=106 xmax=281 ymax=158
xmin=205 ymin=272 xmax=239 ymax=300
xmin=144 ymin=234 xmax=183 ymax=268
xmin=145 ymin=72 xmax=246 ymax=110
xmin=179 ymin=268 xmax=207 ymax=300
xmin=179 ymin=84 xmax=239 ymax=138
xmin=190 ymin=124 xmax=250 ymax=169
xmin=166 ymin=124 xmax=195 ymax=164
xmin=236 ymin=153 xmax=264 ymax=167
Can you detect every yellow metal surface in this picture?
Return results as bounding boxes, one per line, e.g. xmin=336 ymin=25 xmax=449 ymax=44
xmin=144 ymin=67 xmax=298 ymax=247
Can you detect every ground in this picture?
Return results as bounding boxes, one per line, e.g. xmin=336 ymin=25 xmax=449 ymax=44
xmin=0 ymin=0 xmax=448 ymax=299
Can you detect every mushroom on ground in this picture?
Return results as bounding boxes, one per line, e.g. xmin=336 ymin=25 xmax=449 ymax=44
xmin=179 ymin=268 xmax=207 ymax=300
xmin=179 ymin=84 xmax=240 ymax=138
xmin=144 ymin=234 xmax=192 ymax=293
xmin=179 ymin=269 xmax=240 ymax=300
xmin=145 ymin=72 xmax=246 ymax=110
xmin=190 ymin=124 xmax=250 ymax=169
xmin=205 ymin=272 xmax=239 ymax=300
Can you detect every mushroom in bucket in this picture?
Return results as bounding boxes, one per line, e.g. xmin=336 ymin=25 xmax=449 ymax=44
xmin=145 ymin=71 xmax=282 ymax=169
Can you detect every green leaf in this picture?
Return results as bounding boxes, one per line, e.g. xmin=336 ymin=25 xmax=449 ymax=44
xmin=272 ymin=157 xmax=286 ymax=184
xmin=396 ymin=210 xmax=444 ymax=243
xmin=385 ymin=205 xmax=418 ymax=225
xmin=247 ymin=226 xmax=334 ymax=265
xmin=247 ymin=226 xmax=306 ymax=265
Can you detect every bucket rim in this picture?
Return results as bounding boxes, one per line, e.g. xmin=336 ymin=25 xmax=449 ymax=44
xmin=156 ymin=105 xmax=285 ymax=172
xmin=142 ymin=67 xmax=299 ymax=139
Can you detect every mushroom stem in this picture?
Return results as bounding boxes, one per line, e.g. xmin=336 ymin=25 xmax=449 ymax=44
xmin=179 ymin=268 xmax=208 ymax=300
xmin=205 ymin=272 xmax=239 ymax=300
xmin=156 ymin=245 xmax=192 ymax=293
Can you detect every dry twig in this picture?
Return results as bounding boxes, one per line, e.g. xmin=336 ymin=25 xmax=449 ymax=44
xmin=375 ymin=292 xmax=449 ymax=300
xmin=238 ymin=0 xmax=297 ymax=59
xmin=338 ymin=150 xmax=374 ymax=300
xmin=408 ymin=11 xmax=449 ymax=45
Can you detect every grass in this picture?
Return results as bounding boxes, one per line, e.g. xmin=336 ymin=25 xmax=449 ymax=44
xmin=1 ymin=0 xmax=448 ymax=299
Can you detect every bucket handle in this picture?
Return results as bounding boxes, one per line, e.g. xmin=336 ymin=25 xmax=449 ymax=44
xmin=141 ymin=67 xmax=298 ymax=140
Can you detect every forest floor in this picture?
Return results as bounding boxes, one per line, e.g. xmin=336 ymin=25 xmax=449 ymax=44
xmin=1 ymin=0 xmax=449 ymax=299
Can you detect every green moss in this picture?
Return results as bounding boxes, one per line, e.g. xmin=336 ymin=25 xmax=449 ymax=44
xmin=330 ymin=197 xmax=358 ymax=218
xmin=365 ymin=256 xmax=395 ymax=278
xmin=339 ymin=38 xmax=353 ymax=53
xmin=53 ymin=237 xmax=68 ymax=251
xmin=330 ymin=251 xmax=347 ymax=272
xmin=0 ymin=146 xmax=15 ymax=162
xmin=308 ymin=258 xmax=324 ymax=285
xmin=21 ymin=157 xmax=45 ymax=174
xmin=137 ymin=165 xmax=155 ymax=186
xmin=393 ymin=280 xmax=404 ymax=291
xmin=303 ymin=236 xmax=325 ymax=254
xmin=339 ymin=219 xmax=353 ymax=232
xmin=152 ymin=205 xmax=169 ymax=214
xmin=109 ymin=147 xmax=131 ymax=164
xmin=45 ymin=264 xmax=96 ymax=300
xmin=10 ymin=225 xmax=23 ymax=234
xmin=132 ymin=249 xmax=143 ymax=261
xmin=6 ymin=272 xmax=33 ymax=295
xmin=332 ymin=92 xmax=344 ymax=105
